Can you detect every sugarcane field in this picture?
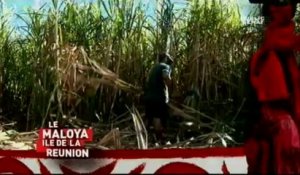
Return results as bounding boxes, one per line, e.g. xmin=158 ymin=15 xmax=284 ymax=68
xmin=0 ymin=0 xmax=269 ymax=150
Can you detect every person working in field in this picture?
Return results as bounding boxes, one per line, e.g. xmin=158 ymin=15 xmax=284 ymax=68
xmin=144 ymin=53 xmax=173 ymax=144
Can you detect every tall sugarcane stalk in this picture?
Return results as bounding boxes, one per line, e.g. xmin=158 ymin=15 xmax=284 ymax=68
xmin=0 ymin=0 xmax=260 ymax=140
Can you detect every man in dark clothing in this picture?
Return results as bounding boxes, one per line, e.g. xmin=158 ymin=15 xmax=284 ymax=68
xmin=144 ymin=53 xmax=173 ymax=144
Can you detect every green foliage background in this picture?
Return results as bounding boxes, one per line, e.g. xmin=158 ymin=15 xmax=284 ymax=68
xmin=0 ymin=0 xmax=267 ymax=145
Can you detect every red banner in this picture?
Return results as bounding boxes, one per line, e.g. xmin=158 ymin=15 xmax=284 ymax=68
xmin=0 ymin=148 xmax=247 ymax=174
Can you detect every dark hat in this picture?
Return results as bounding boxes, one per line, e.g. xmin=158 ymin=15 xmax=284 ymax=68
xmin=257 ymin=0 xmax=297 ymax=17
xmin=249 ymin=0 xmax=300 ymax=4
xmin=158 ymin=53 xmax=174 ymax=63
